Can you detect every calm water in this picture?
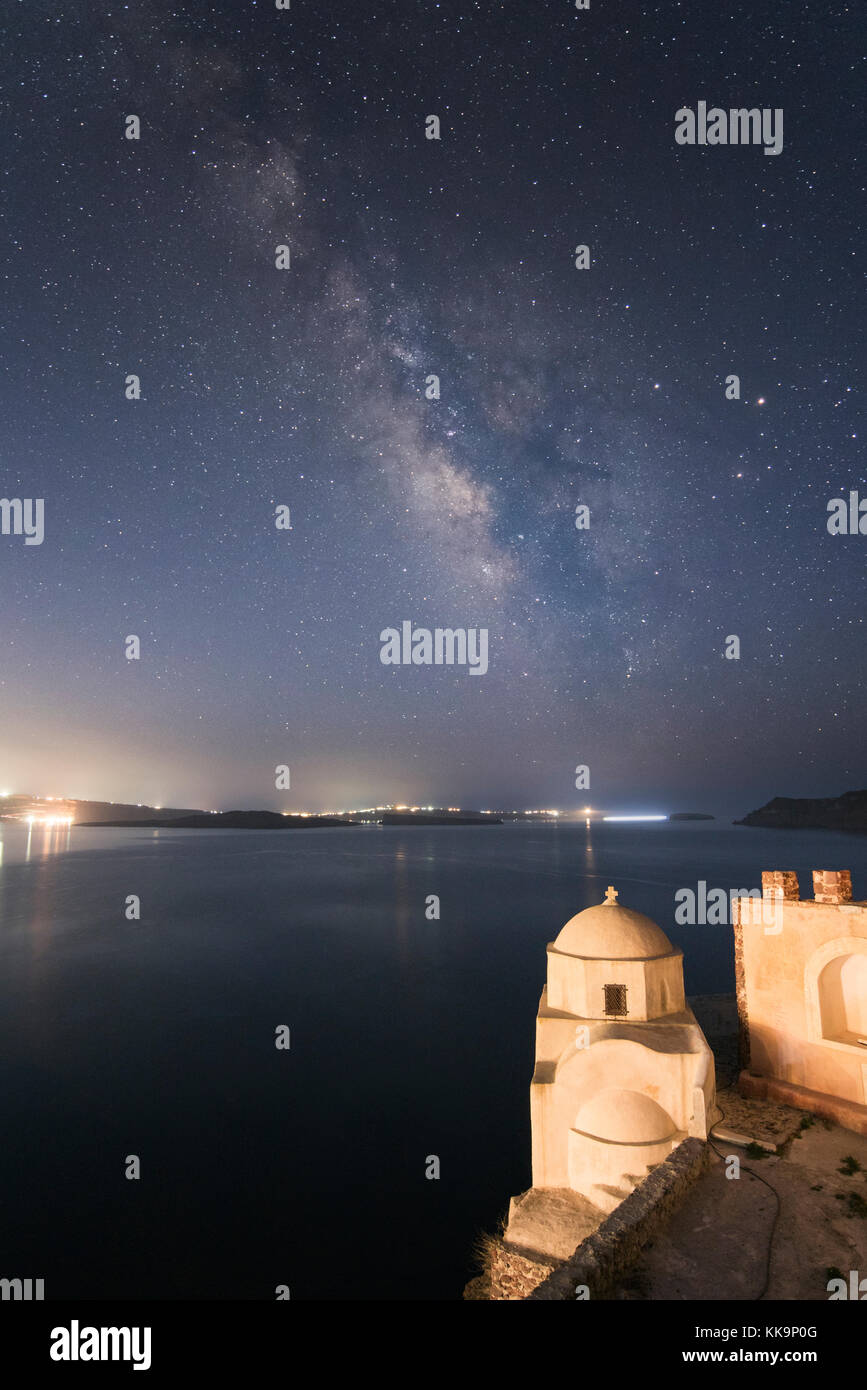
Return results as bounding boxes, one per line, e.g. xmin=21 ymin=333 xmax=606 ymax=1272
xmin=1 ymin=819 xmax=864 ymax=1300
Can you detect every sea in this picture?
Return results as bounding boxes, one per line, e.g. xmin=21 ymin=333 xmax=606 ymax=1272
xmin=0 ymin=818 xmax=864 ymax=1300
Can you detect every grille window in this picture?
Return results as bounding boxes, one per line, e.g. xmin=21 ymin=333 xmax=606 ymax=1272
xmin=604 ymin=983 xmax=628 ymax=1017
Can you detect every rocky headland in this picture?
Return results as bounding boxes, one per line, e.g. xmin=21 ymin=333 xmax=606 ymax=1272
xmin=735 ymin=790 xmax=867 ymax=834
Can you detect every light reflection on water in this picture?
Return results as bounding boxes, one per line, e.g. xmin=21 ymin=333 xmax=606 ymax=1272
xmin=2 ymin=820 xmax=74 ymax=864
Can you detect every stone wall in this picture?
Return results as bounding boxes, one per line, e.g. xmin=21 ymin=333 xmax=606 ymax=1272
xmin=732 ymin=914 xmax=751 ymax=1071
xmin=480 ymin=1138 xmax=709 ymax=1300
xmin=478 ymin=1244 xmax=559 ymax=1301
xmin=733 ymin=870 xmax=867 ymax=1115
xmin=734 ymin=872 xmax=800 ymax=1072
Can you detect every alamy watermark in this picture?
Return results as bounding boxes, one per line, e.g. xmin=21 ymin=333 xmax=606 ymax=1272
xmin=50 ymin=1321 xmax=151 ymax=1371
xmin=380 ymin=622 xmax=488 ymax=675
xmin=675 ymin=103 xmax=783 ymax=156
xmin=827 ymin=1270 xmax=867 ymax=1300
xmin=675 ymin=883 xmax=782 ymax=934
xmin=0 ymin=498 xmax=44 ymax=545
xmin=1 ymin=1276 xmax=44 ymax=1300
xmin=827 ymin=491 xmax=867 ymax=535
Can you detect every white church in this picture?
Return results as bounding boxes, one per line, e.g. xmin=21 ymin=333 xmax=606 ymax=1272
xmin=506 ymin=886 xmax=715 ymax=1255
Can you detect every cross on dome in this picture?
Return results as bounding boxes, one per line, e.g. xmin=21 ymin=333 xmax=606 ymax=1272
xmin=603 ymin=885 xmax=619 ymax=905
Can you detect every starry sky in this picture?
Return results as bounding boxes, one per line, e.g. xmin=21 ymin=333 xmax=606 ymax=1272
xmin=0 ymin=0 xmax=863 ymax=816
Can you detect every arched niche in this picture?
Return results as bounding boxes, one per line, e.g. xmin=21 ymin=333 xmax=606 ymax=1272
xmin=805 ymin=937 xmax=867 ymax=1048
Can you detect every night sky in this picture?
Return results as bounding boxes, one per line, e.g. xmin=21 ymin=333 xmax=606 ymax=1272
xmin=1 ymin=1 xmax=863 ymax=816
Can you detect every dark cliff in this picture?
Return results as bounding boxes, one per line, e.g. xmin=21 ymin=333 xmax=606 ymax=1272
xmin=735 ymin=790 xmax=867 ymax=833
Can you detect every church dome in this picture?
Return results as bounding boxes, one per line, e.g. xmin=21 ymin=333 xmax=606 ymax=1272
xmin=553 ymin=887 xmax=675 ymax=961
xmin=574 ymin=1089 xmax=678 ymax=1145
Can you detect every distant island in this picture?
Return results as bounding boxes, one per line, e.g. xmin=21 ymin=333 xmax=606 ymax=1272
xmin=0 ymin=794 xmax=506 ymax=830
xmin=669 ymin=812 xmax=715 ymax=821
xmin=380 ymin=812 xmax=501 ymax=826
xmin=735 ymin=790 xmax=867 ymax=834
xmin=81 ymin=810 xmax=503 ymax=829
xmin=81 ymin=811 xmax=359 ymax=830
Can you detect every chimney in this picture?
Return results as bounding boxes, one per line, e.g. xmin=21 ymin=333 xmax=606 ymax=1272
xmin=812 ymin=870 xmax=853 ymax=905
xmin=761 ymin=870 xmax=800 ymax=901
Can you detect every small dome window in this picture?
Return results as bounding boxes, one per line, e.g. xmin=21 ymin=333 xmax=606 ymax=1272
xmin=603 ymin=983 xmax=628 ymax=1017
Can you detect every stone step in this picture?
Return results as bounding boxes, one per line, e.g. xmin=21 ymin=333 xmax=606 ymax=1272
xmin=592 ymin=1182 xmax=633 ymax=1201
xmin=712 ymin=1124 xmax=777 ymax=1153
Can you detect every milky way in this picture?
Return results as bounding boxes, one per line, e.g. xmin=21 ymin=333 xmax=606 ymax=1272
xmin=0 ymin=1 xmax=863 ymax=814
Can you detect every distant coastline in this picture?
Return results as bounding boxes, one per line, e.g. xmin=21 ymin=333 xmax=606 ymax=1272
xmin=79 ymin=812 xmax=360 ymax=830
xmin=379 ymin=812 xmax=501 ymax=826
xmin=79 ymin=810 xmax=503 ymax=829
xmin=735 ymin=790 xmax=867 ymax=834
xmin=0 ymin=792 xmax=511 ymax=828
